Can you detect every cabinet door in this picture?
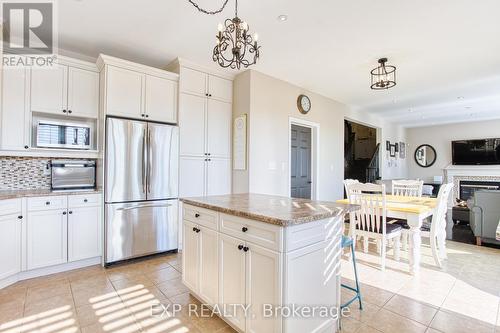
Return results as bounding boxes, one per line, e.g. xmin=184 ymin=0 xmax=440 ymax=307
xmin=206 ymin=99 xmax=231 ymax=158
xmin=180 ymin=67 xmax=207 ymax=96
xmin=1 ymin=67 xmax=29 ymax=150
xmin=179 ymin=157 xmax=206 ymax=197
xmin=246 ymin=243 xmax=282 ymax=333
xmin=68 ymin=206 xmax=101 ymax=262
xmin=0 ymin=214 xmax=22 ymax=280
xmin=27 ymin=209 xmax=67 ymax=270
xmin=198 ymin=226 xmax=218 ymax=306
xmin=208 ymin=75 xmax=232 ymax=102
xmin=179 ymin=93 xmax=206 ymax=156
xmin=182 ymin=220 xmax=199 ymax=292
xmin=206 ymin=158 xmax=231 ymax=196
xmin=106 ymin=66 xmax=144 ymax=118
xmin=67 ymin=67 xmax=99 ymax=118
xmin=145 ymin=75 xmax=177 ymax=123
xmin=31 ymin=64 xmax=68 ymax=115
xmin=219 ymin=233 xmax=246 ymax=332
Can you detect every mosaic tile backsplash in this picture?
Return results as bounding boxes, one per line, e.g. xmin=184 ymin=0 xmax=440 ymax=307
xmin=0 ymin=157 xmax=51 ymax=190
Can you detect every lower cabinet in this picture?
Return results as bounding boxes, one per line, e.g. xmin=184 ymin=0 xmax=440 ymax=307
xmin=0 ymin=213 xmax=22 ymax=280
xmin=27 ymin=209 xmax=68 ymax=270
xmin=68 ymin=206 xmax=102 ymax=262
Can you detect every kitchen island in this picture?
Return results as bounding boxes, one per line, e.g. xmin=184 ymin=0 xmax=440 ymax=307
xmin=180 ymin=193 xmax=358 ymax=333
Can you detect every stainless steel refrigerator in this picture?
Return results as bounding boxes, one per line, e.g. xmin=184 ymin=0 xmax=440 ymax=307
xmin=104 ymin=117 xmax=179 ymax=264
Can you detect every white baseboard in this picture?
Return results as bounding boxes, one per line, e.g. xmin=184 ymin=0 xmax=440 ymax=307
xmin=0 ymin=257 xmax=101 ymax=290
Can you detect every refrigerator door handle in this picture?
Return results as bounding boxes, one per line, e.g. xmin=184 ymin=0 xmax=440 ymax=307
xmin=117 ymin=203 xmax=172 ymax=211
xmin=148 ymin=127 xmax=152 ymax=193
xmin=142 ymin=128 xmax=147 ymax=193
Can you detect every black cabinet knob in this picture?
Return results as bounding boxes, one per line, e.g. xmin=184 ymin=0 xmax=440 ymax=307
xmin=207 ymin=153 xmax=211 ymax=156
xmin=68 ymin=110 xmax=72 ymax=114
xmin=24 ymin=145 xmax=29 ymax=149
xmin=196 ymin=228 xmax=200 ymax=233
xmin=62 ymin=109 xmax=67 ymax=113
xmin=145 ymin=114 xmax=149 ymax=118
xmin=68 ymin=211 xmax=73 ymax=214
xmin=62 ymin=211 xmax=67 ymax=215
xmin=238 ymin=244 xmax=244 ymax=250
xmin=242 ymin=227 xmax=248 ymax=233
xmin=243 ymin=246 xmax=249 ymax=252
xmin=207 ymin=158 xmax=211 ymax=161
xmin=192 ymin=227 xmax=197 ymax=232
xmin=195 ymin=213 xmax=200 ymax=218
xmin=45 ymin=201 xmax=50 ymax=205
xmin=209 ymin=94 xmax=212 ymax=97
xmin=18 ymin=215 xmax=22 ymax=219
xmin=84 ymin=199 xmax=88 ymax=203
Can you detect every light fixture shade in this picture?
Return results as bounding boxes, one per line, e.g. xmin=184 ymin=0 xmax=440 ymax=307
xmin=371 ymin=58 xmax=396 ymax=90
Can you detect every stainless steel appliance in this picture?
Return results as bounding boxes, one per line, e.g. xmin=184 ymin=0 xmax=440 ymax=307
xmin=105 ymin=117 xmax=179 ymax=264
xmin=51 ymin=160 xmax=96 ymax=191
xmin=36 ymin=120 xmax=92 ymax=150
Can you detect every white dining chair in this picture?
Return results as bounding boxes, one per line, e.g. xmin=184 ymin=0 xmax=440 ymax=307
xmin=396 ymin=183 xmax=454 ymax=268
xmin=343 ymin=179 xmax=359 ymax=197
xmin=347 ymin=183 xmax=402 ymax=270
xmin=392 ymin=180 xmax=424 ymax=197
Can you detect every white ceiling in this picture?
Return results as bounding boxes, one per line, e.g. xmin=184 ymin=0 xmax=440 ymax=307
xmin=56 ymin=0 xmax=500 ymax=128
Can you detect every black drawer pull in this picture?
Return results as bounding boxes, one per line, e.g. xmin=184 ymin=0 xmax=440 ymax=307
xmin=194 ymin=213 xmax=200 ymax=218
xmin=243 ymin=246 xmax=249 ymax=252
xmin=242 ymin=227 xmax=248 ymax=233
xmin=238 ymin=244 xmax=244 ymax=250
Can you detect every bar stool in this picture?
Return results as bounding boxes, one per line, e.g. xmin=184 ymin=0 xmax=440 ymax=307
xmin=341 ymin=235 xmax=362 ymax=310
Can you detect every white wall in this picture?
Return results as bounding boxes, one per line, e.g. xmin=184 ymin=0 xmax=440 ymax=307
xmin=407 ymin=119 xmax=500 ymax=181
xmin=233 ymin=70 xmax=407 ymax=201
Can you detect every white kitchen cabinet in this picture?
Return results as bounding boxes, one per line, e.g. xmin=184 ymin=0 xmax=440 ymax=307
xmin=246 ymin=243 xmax=282 ymax=333
xmin=68 ymin=206 xmax=101 ymax=262
xmin=1 ymin=67 xmax=29 ymax=150
xmin=179 ymin=94 xmax=206 ymax=156
xmin=0 ymin=214 xmax=22 ymax=280
xmin=31 ymin=65 xmax=68 ymax=115
xmin=180 ymin=67 xmax=207 ymax=97
xmin=145 ymin=75 xmax=177 ymax=123
xmin=198 ymin=225 xmax=219 ymax=305
xmin=219 ymin=233 xmax=247 ymax=332
xmin=106 ymin=65 xmax=144 ymax=119
xmin=179 ymin=157 xmax=206 ymax=197
xmin=208 ymin=75 xmax=233 ymax=103
xmin=27 ymin=209 xmax=68 ymax=270
xmin=67 ymin=67 xmax=99 ymax=118
xmin=179 ymin=67 xmax=232 ymax=103
xmin=207 ymin=158 xmax=231 ymax=196
xmin=207 ymin=99 xmax=232 ymax=158
xmin=182 ymin=220 xmax=200 ymax=292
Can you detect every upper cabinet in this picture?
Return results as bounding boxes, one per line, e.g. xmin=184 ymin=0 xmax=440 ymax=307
xmin=30 ymin=59 xmax=99 ymax=118
xmin=179 ymin=66 xmax=232 ymax=103
xmin=98 ymin=54 xmax=179 ymax=123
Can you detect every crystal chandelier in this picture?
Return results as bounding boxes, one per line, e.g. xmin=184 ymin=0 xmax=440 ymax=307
xmin=188 ymin=0 xmax=260 ymax=70
xmin=370 ymin=58 xmax=396 ymax=90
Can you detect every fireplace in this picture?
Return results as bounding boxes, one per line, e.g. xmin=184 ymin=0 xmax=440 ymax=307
xmin=459 ymin=180 xmax=500 ymax=201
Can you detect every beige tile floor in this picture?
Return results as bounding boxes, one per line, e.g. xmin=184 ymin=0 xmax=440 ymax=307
xmin=340 ymin=238 xmax=500 ymax=333
xmin=0 ymin=238 xmax=498 ymax=333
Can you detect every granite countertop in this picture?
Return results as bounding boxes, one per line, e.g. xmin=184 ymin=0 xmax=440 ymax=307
xmin=0 ymin=188 xmax=103 ymax=200
xmin=181 ymin=193 xmax=359 ymax=226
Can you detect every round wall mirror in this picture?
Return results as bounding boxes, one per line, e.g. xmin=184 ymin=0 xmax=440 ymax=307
xmin=414 ymin=144 xmax=437 ymax=168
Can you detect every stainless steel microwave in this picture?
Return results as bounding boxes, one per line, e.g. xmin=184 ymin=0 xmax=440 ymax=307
xmin=36 ymin=120 xmax=92 ymax=150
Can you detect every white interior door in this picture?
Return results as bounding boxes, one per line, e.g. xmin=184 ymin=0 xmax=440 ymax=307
xmin=68 ymin=206 xmax=101 ymax=262
xmin=219 ymin=233 xmax=246 ymax=332
xmin=179 ymin=157 xmax=206 ymax=197
xmin=206 ymin=99 xmax=231 ymax=158
xmin=30 ymin=64 xmax=68 ymax=115
xmin=106 ymin=66 xmax=144 ymax=118
xmin=179 ymin=93 xmax=206 ymax=156
xmin=145 ymin=75 xmax=177 ymax=123
xmin=198 ymin=226 xmax=219 ymax=306
xmin=182 ymin=220 xmax=199 ymax=292
xmin=27 ymin=209 xmax=68 ymax=270
xmin=206 ymin=158 xmax=231 ymax=196
xmin=0 ymin=214 xmax=22 ymax=280
xmin=67 ymin=67 xmax=99 ymax=118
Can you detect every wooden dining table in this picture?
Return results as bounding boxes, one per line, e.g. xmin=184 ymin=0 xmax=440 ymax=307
xmin=336 ymin=195 xmax=438 ymax=274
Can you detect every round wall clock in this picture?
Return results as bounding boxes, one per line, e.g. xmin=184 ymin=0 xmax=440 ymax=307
xmin=297 ymin=94 xmax=311 ymax=114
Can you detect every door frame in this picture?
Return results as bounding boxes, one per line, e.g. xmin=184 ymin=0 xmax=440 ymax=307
xmin=288 ymin=117 xmax=320 ymax=200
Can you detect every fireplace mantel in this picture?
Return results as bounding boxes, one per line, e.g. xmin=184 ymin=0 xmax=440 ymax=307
xmin=444 ymin=164 xmax=500 ymax=205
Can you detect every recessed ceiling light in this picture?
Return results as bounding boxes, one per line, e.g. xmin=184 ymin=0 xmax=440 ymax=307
xmin=277 ymin=14 xmax=288 ymax=22
xmin=457 ymin=96 xmax=464 ymax=100
xmin=465 ymin=106 xmax=472 ymax=109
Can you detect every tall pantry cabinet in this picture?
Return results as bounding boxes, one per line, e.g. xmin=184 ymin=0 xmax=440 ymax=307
xmin=168 ymin=59 xmax=233 ymax=198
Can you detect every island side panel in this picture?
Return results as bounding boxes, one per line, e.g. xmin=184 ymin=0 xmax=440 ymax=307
xmin=282 ymin=215 xmax=343 ymax=333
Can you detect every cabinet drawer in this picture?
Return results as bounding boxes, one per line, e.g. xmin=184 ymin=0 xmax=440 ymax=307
xmin=183 ymin=204 xmax=218 ymax=231
xmin=219 ymin=213 xmax=283 ymax=252
xmin=28 ymin=196 xmax=67 ymax=211
xmin=0 ymin=198 xmax=22 ymax=216
xmin=68 ymin=193 xmax=101 ymax=208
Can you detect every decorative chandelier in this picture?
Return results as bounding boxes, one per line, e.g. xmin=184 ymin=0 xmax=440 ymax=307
xmin=370 ymin=58 xmax=396 ymax=90
xmin=188 ymin=0 xmax=260 ymax=70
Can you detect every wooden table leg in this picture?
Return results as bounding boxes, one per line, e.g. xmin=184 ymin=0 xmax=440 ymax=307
xmin=407 ymin=215 xmax=422 ymax=275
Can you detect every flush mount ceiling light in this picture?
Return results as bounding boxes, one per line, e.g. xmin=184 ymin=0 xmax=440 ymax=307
xmin=277 ymin=14 xmax=288 ymax=21
xmin=370 ymin=58 xmax=396 ymax=90
xmin=188 ymin=0 xmax=260 ymax=70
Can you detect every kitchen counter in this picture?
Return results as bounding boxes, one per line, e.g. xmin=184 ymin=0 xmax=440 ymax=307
xmin=0 ymin=188 xmax=102 ymax=200
xmin=181 ymin=193 xmax=358 ymax=226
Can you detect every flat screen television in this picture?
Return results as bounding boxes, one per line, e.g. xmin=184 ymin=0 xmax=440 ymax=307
xmin=452 ymin=138 xmax=500 ymax=165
